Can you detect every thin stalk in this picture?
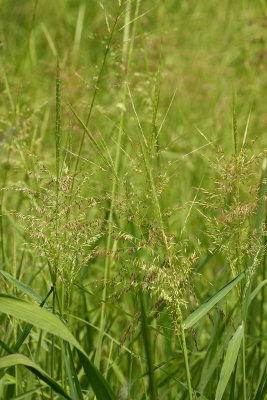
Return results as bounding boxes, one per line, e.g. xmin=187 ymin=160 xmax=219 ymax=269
xmin=94 ymin=0 xmax=132 ymax=369
xmin=232 ymin=91 xmax=237 ymax=156
xmin=55 ymin=56 xmax=61 ymax=191
xmin=55 ymin=56 xmax=61 ymax=281
xmin=0 ymin=148 xmax=11 ymax=265
xmin=139 ymin=292 xmax=157 ymax=400
xmin=128 ymin=84 xmax=170 ymax=262
xmin=71 ymin=10 xmax=121 ymax=183
xmin=242 ymin=334 xmax=246 ymax=399
xmin=242 ymin=308 xmax=247 ymax=400
xmin=50 ymin=56 xmax=61 ymax=400
xmin=0 ymin=203 xmax=6 ymax=265
xmin=61 ymin=282 xmax=65 ymax=388
xmin=232 ymin=97 xmax=247 ymax=398
xmin=179 ymin=324 xmax=193 ymax=400
xmin=51 ymin=284 xmax=56 ymax=400
xmin=259 ymin=212 xmax=267 ymax=360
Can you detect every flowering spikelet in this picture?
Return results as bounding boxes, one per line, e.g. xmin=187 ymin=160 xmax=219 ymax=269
xmin=200 ymin=148 xmax=266 ymax=292
xmin=9 ymin=163 xmax=105 ymax=307
xmin=108 ymin=177 xmax=198 ymax=330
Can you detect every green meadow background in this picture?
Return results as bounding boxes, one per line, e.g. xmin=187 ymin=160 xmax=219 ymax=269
xmin=0 ymin=1 xmax=266 ymax=399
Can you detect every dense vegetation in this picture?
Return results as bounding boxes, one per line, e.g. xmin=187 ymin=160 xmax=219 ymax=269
xmin=0 ymin=1 xmax=266 ymax=399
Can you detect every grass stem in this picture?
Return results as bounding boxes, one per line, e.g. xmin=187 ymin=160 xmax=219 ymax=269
xmin=139 ymin=291 xmax=157 ymax=400
xmin=94 ymin=0 xmax=132 ymax=369
xmin=180 ymin=324 xmax=193 ymax=400
xmin=242 ymin=312 xmax=246 ymax=399
xmin=50 ymin=284 xmax=56 ymax=400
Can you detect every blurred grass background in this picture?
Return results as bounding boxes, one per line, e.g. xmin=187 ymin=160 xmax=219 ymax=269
xmin=0 ymin=1 xmax=266 ymax=399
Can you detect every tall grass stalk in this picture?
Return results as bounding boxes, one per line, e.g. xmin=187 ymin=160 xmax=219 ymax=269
xmin=127 ymin=85 xmax=170 ymax=260
xmin=127 ymin=67 xmax=193 ymax=400
xmin=95 ymin=0 xmax=136 ymax=369
xmin=0 ymin=144 xmax=11 ymax=265
xmin=232 ymin=96 xmax=247 ymax=399
xmin=139 ymin=291 xmax=157 ymax=400
xmin=51 ymin=55 xmax=61 ymax=400
xmin=180 ymin=325 xmax=193 ymax=400
xmin=72 ymin=8 xmax=121 ymax=180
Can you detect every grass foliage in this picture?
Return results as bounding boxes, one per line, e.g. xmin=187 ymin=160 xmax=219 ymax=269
xmin=0 ymin=1 xmax=266 ymax=399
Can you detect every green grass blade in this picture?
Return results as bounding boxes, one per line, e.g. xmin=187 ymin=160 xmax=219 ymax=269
xmin=232 ymin=90 xmax=238 ymax=155
xmin=229 ymin=356 xmax=238 ymax=399
xmin=26 ymin=331 xmax=44 ymax=398
xmin=0 ymin=269 xmax=42 ymax=303
xmin=243 ymin=163 xmax=267 ymax=320
xmin=0 ymin=294 xmax=115 ymax=399
xmin=215 ymin=324 xmax=244 ymax=400
xmin=0 ymin=294 xmax=81 ymax=350
xmin=62 ymin=343 xmax=80 ymax=400
xmin=77 ymin=351 xmax=116 ymax=400
xmin=150 ymin=67 xmax=160 ymax=153
xmin=41 ymin=24 xmax=58 ymax=56
xmin=0 ymin=281 xmax=53 ymax=369
xmin=72 ymin=9 xmax=120 ymax=175
xmin=70 ymin=314 xmax=137 ymax=358
xmin=0 ymin=354 xmax=71 ymax=399
xmin=8 ymin=386 xmax=46 ymax=399
xmin=55 ymin=56 xmax=61 ymax=184
xmin=127 ymin=84 xmax=169 ymax=257
xmin=139 ymin=292 xmax=157 ymax=400
xmin=198 ymin=309 xmax=240 ymax=393
xmin=254 ymin=163 xmax=267 ymax=236
xmin=94 ymin=0 xmax=134 ymax=371
xmin=0 ymin=270 xmax=58 ymax=316
xmin=73 ymin=3 xmax=86 ymax=58
xmin=67 ymin=343 xmax=84 ymax=400
xmin=69 ymin=104 xmax=116 ymax=176
xmin=13 ymin=324 xmax=33 ymax=353
xmin=254 ymin=361 xmax=267 ymax=400
xmin=249 ymin=279 xmax=267 ymax=306
xmin=184 ymin=270 xmax=246 ymax=329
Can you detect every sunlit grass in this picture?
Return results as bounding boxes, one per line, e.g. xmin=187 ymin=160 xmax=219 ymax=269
xmin=0 ymin=1 xmax=266 ymax=399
